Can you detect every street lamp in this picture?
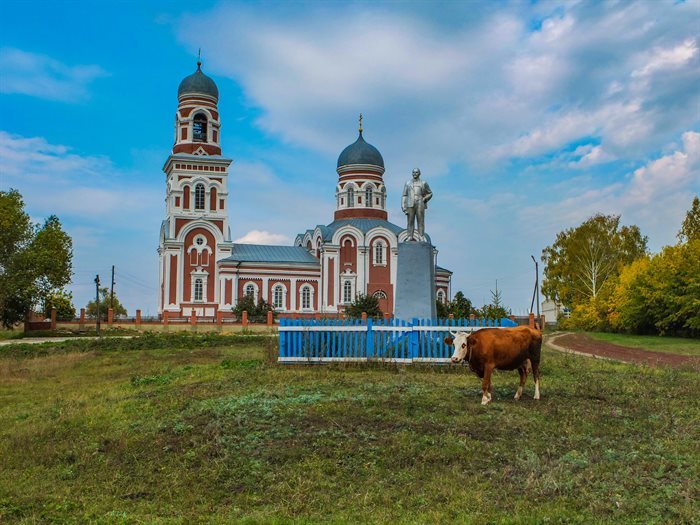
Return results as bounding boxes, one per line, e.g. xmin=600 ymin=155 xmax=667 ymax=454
xmin=530 ymin=255 xmax=540 ymax=322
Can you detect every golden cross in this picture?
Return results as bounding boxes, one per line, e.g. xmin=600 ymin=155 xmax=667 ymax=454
xmin=197 ymin=48 xmax=202 ymax=66
xmin=359 ymin=113 xmax=363 ymax=133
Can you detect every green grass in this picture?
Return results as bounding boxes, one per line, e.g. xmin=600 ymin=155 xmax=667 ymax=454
xmin=1 ymin=335 xmax=698 ymax=524
xmin=585 ymin=332 xmax=700 ymax=356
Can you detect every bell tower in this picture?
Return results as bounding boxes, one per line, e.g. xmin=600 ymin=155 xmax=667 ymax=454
xmin=158 ymin=58 xmax=234 ymax=318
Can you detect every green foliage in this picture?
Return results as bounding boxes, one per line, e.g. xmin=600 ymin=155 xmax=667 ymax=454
xmin=677 ymin=195 xmax=700 ymax=243
xmin=85 ymin=287 xmax=127 ymax=320
xmin=232 ymin=295 xmax=276 ymax=323
xmin=344 ymin=293 xmax=382 ymax=319
xmin=448 ymin=291 xmax=474 ymax=319
xmin=0 ymin=189 xmax=73 ymax=327
xmin=44 ymin=290 xmax=76 ymax=321
xmin=541 ymin=214 xmax=647 ymax=308
xmin=435 ymin=299 xmax=449 ymax=319
xmin=475 ymin=303 xmax=511 ymax=321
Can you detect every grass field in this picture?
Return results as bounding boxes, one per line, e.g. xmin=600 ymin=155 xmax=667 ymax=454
xmin=585 ymin=332 xmax=700 ymax=356
xmin=1 ymin=334 xmax=698 ymax=524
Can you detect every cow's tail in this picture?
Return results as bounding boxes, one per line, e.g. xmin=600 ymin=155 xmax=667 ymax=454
xmin=529 ymin=329 xmax=543 ymax=367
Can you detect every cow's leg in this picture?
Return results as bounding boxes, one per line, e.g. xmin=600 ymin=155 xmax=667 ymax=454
xmin=481 ymin=365 xmax=494 ymax=405
xmin=515 ymin=365 xmax=527 ymax=400
xmin=532 ymin=361 xmax=541 ymax=400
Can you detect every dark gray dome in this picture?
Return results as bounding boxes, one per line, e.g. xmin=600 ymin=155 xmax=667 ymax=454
xmin=178 ymin=63 xmax=219 ymax=99
xmin=337 ymin=132 xmax=384 ymax=169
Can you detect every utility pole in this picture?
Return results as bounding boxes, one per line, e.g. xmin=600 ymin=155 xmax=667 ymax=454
xmin=94 ymin=274 xmax=101 ymax=336
xmin=110 ymin=265 xmax=115 ymax=310
xmin=530 ymin=255 xmax=540 ymax=320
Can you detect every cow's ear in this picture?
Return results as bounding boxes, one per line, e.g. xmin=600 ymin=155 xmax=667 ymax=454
xmin=444 ymin=336 xmax=454 ymax=345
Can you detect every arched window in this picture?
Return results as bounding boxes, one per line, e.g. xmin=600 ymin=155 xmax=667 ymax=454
xmin=437 ymin=290 xmax=446 ymax=304
xmin=347 ymin=186 xmax=354 ymax=208
xmin=365 ymin=186 xmax=373 ymax=208
xmin=195 ymin=184 xmax=205 ymax=210
xmin=193 ymin=113 xmax=207 ymax=142
xmin=374 ymin=241 xmax=384 ymax=265
xmin=273 ymin=285 xmax=285 ymax=309
xmin=301 ymin=286 xmax=311 ymax=309
xmin=381 ymin=186 xmax=386 ymax=207
xmin=373 ymin=290 xmax=387 ymax=299
xmin=343 ymin=281 xmax=353 ymax=304
xmin=245 ymin=284 xmax=255 ymax=298
xmin=194 ymin=279 xmax=203 ymax=301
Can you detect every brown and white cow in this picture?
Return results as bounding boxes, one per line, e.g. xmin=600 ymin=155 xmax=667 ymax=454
xmin=444 ymin=326 xmax=542 ymax=405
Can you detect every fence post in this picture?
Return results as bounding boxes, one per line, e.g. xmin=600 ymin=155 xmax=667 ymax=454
xmin=279 ymin=318 xmax=286 ymax=359
xmin=216 ymin=310 xmax=223 ymax=325
xmin=79 ymin=308 xmax=86 ymax=325
xmin=107 ymin=308 xmax=113 ymax=326
xmin=163 ymin=311 xmax=169 ymax=326
xmin=410 ymin=318 xmax=420 ymax=360
xmin=361 ymin=311 xmax=368 ymax=323
xmin=190 ymin=309 xmax=197 ymax=326
xmin=539 ymin=314 xmax=545 ymax=331
xmin=267 ymin=310 xmax=273 ymax=327
xmin=136 ymin=309 xmax=142 ymax=325
xmin=448 ymin=313 xmax=454 ymax=320
xmin=529 ymin=313 xmax=535 ymax=329
xmin=242 ymin=310 xmax=248 ymax=327
xmin=366 ymin=317 xmax=374 ymax=358
xmin=50 ymin=308 xmax=57 ymax=330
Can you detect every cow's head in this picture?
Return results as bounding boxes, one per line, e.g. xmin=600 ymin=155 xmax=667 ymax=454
xmin=444 ymin=331 xmax=470 ymax=364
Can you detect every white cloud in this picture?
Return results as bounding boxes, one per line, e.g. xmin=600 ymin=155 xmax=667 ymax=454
xmin=520 ymin=130 xmax=700 ymax=248
xmin=569 ymin=144 xmax=615 ymax=168
xmin=234 ymin=230 xmax=291 ymax=245
xmin=632 ymin=39 xmax=698 ymax=78
xmin=176 ymin=1 xmax=699 ymax=170
xmin=0 ymin=47 xmax=108 ymax=102
xmin=0 ymin=130 xmax=159 ymax=220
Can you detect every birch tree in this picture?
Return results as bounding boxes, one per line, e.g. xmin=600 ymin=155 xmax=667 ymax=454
xmin=541 ymin=214 xmax=647 ymax=308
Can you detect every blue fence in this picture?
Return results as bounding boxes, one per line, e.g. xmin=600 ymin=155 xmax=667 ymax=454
xmin=278 ymin=317 xmax=517 ymax=363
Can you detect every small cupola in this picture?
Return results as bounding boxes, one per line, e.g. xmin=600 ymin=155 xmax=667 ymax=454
xmin=334 ymin=115 xmax=388 ymax=221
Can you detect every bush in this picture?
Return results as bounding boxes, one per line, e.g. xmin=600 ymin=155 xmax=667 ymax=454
xmin=232 ymin=295 xmax=276 ymax=323
xmin=345 ymin=294 xmax=382 ymax=319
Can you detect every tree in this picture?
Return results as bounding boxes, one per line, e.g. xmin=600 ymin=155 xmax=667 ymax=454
xmin=0 ymin=189 xmax=73 ymax=327
xmin=448 ymin=291 xmax=473 ymax=319
xmin=436 ymin=299 xmax=449 ymax=319
xmin=86 ymin=287 xmax=127 ymax=320
xmin=678 ymin=195 xmax=700 ymax=243
xmin=541 ymin=214 xmax=647 ymax=308
xmin=345 ymin=293 xmax=382 ymax=319
xmin=232 ymin=295 xmax=275 ymax=323
xmin=44 ymin=290 xmax=77 ymax=321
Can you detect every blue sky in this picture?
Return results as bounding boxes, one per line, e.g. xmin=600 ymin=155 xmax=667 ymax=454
xmin=1 ymin=0 xmax=699 ymax=315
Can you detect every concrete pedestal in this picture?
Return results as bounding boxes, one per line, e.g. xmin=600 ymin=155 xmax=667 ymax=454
xmin=394 ymin=241 xmax=436 ymax=321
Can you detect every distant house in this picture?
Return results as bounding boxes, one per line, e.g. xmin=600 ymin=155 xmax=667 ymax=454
xmin=542 ymin=299 xmax=569 ymax=324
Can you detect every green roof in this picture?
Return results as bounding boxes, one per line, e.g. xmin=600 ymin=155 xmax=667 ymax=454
xmin=221 ymin=244 xmax=320 ymax=265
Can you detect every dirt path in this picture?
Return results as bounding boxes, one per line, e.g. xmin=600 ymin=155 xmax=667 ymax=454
xmin=547 ymin=333 xmax=700 ymax=370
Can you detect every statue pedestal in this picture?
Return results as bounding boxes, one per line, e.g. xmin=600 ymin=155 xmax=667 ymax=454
xmin=394 ymin=241 xmax=436 ymax=321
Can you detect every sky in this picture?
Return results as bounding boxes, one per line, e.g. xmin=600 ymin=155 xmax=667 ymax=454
xmin=1 ymin=0 xmax=698 ymax=315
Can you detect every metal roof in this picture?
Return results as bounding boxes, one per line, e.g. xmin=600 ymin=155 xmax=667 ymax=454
xmin=178 ymin=64 xmax=219 ymax=99
xmin=337 ymin=131 xmax=384 ymax=169
xmin=221 ymin=244 xmax=320 ymax=265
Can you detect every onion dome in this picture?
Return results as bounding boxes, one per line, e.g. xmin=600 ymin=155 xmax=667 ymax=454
xmin=178 ymin=61 xmax=219 ymax=100
xmin=337 ymin=130 xmax=384 ymax=169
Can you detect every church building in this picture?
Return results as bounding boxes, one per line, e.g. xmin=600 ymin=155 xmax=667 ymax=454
xmin=158 ymin=61 xmax=452 ymax=319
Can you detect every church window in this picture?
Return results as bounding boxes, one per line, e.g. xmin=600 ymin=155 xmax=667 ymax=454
xmin=347 ymin=187 xmax=354 ymax=207
xmin=195 ymin=184 xmax=205 ymax=210
xmin=373 ymin=290 xmax=387 ymax=300
xmin=193 ymin=113 xmax=207 ymax=142
xmin=343 ymin=281 xmax=353 ymax=304
xmin=301 ymin=285 xmax=312 ymax=310
xmin=374 ymin=241 xmax=385 ymax=265
xmin=245 ymin=284 xmax=255 ymax=298
xmin=437 ymin=290 xmax=446 ymax=304
xmin=194 ymin=279 xmax=203 ymax=301
xmin=366 ymin=186 xmax=373 ymax=207
xmin=273 ymin=285 xmax=285 ymax=309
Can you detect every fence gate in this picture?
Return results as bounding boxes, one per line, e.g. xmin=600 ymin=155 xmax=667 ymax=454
xmin=278 ymin=317 xmax=517 ymax=364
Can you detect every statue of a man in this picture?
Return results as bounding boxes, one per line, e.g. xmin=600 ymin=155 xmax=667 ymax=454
xmin=401 ymin=168 xmax=433 ymax=241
